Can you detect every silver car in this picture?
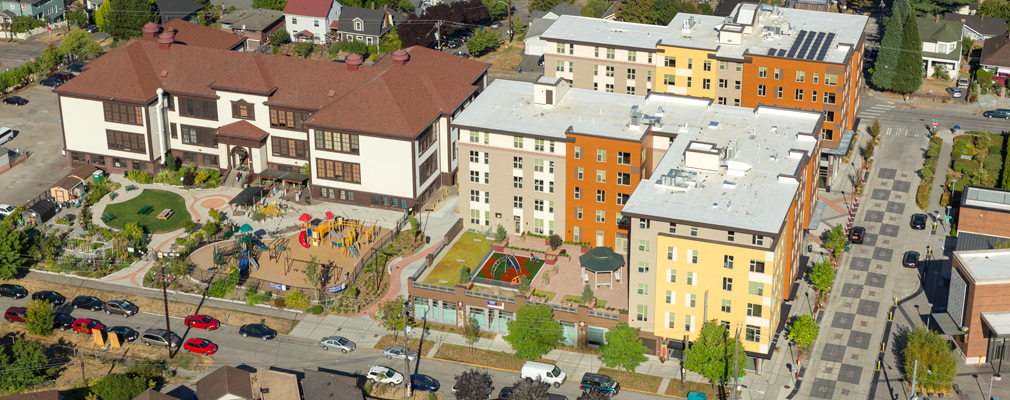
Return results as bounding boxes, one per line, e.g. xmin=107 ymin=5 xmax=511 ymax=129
xmin=320 ymin=336 xmax=355 ymax=353
xmin=383 ymin=345 xmax=418 ymax=361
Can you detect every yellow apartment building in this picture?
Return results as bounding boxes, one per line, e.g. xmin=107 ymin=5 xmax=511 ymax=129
xmin=654 ymin=45 xmax=717 ymax=98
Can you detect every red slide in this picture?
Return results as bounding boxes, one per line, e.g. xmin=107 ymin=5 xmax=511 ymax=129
xmin=298 ymin=230 xmax=310 ymax=248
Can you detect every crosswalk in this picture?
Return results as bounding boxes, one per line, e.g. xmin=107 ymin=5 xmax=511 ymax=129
xmin=857 ymin=103 xmax=896 ymax=120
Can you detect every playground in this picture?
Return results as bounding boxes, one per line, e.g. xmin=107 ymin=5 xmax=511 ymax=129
xmin=473 ymin=251 xmax=546 ymax=285
xmin=189 ymin=213 xmax=388 ymax=292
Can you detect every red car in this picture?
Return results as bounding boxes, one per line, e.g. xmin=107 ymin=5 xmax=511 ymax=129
xmin=184 ymin=315 xmax=220 ymax=330
xmin=4 ymin=307 xmax=26 ymax=323
xmin=183 ymin=338 xmax=218 ymax=355
xmin=72 ymin=318 xmax=104 ymax=334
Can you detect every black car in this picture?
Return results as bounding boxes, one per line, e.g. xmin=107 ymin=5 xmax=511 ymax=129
xmin=107 ymin=326 xmax=139 ymax=342
xmin=68 ymin=62 xmax=88 ymax=73
xmin=410 ymin=374 xmax=440 ymax=392
xmin=85 ymin=25 xmax=99 ymax=33
xmin=53 ymin=312 xmax=74 ymax=331
xmin=48 ymin=71 xmax=74 ymax=82
xmin=447 ymin=39 xmax=462 ymax=49
xmin=849 ymin=226 xmax=866 ymax=244
xmin=0 ymin=284 xmax=28 ymax=299
xmin=239 ymin=323 xmax=276 ymax=340
xmin=39 ymin=78 xmax=63 ymax=87
xmin=32 ymin=290 xmax=65 ymax=305
xmin=911 ymin=213 xmax=928 ymax=230
xmin=3 ymin=96 xmax=28 ymax=106
xmin=903 ymin=251 xmax=920 ymax=268
xmin=72 ymin=295 xmax=104 ymax=311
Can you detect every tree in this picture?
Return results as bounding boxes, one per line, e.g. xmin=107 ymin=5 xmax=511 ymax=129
xmin=903 ymin=325 xmax=957 ymax=392
xmin=103 ymin=0 xmax=159 ymax=39
xmin=578 ymin=391 xmax=612 ymax=400
xmin=505 ymin=304 xmax=564 ymax=359
xmin=67 ymin=8 xmax=90 ymax=28
xmin=683 ymin=320 xmax=748 ymax=387
xmin=25 ymin=299 xmax=54 ymax=337
xmin=617 ymin=0 xmax=657 ymax=24
xmin=399 ymin=0 xmax=488 ymax=48
xmin=0 ymin=223 xmax=28 ymax=279
xmin=89 ymin=373 xmax=150 ymax=400
xmin=809 ymin=259 xmax=836 ymax=293
xmin=61 ymin=30 xmax=103 ymax=61
xmin=580 ymin=283 xmax=594 ymax=303
xmin=548 ymin=234 xmax=562 ymax=250
xmin=454 ymin=370 xmax=495 ymax=400
xmin=909 ymin=0 xmax=968 ymax=17
xmin=304 ymin=255 xmax=321 ymax=299
xmin=379 ymin=27 xmax=402 ymax=53
xmin=466 ymin=28 xmax=501 ymax=57
xmin=824 ymin=224 xmax=847 ymax=259
xmin=458 ymin=265 xmax=471 ymax=284
xmin=655 ymin=0 xmax=702 ymax=25
xmin=598 ymin=323 xmax=648 ymax=371
xmin=253 ymin=0 xmax=287 ymax=10
xmin=293 ymin=42 xmax=314 ymax=58
xmin=463 ymin=315 xmax=481 ymax=348
xmin=510 ymin=378 xmax=550 ymax=400
xmin=495 ymin=224 xmax=507 ymax=243
xmin=512 ymin=15 xmax=527 ymax=41
xmin=113 ymin=222 xmax=145 ymax=253
xmin=517 ymin=274 xmax=532 ymax=295
xmin=962 ymin=36 xmax=974 ymax=58
xmin=979 ymin=0 xmax=1010 ymax=21
xmin=483 ymin=0 xmax=509 ymax=20
xmin=788 ymin=315 xmax=819 ymax=351
xmin=892 ymin=11 xmax=923 ymax=94
xmin=529 ymin=0 xmax=564 ymax=12
xmin=0 ymin=340 xmax=56 ymax=394
xmin=581 ymin=0 xmax=609 ymax=17
xmin=872 ymin=5 xmax=905 ymax=91
xmin=95 ymin=0 xmax=111 ymax=32
xmin=376 ymin=294 xmax=415 ymax=338
xmin=9 ymin=16 xmax=45 ymax=34
xmin=269 ymin=29 xmax=290 ymax=47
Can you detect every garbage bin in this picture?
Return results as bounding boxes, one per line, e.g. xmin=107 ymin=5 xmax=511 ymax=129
xmin=844 ymin=245 xmax=851 ymax=252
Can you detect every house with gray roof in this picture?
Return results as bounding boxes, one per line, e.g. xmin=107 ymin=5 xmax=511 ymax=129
xmin=944 ymin=12 xmax=1007 ymax=40
xmin=335 ymin=5 xmax=402 ymax=46
xmin=919 ymin=16 xmax=964 ymax=77
xmin=982 ymin=34 xmax=1010 ymax=81
xmin=220 ymin=8 xmax=285 ymax=50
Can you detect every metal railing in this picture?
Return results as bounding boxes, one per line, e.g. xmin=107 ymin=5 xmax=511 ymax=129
xmin=527 ymin=299 xmax=577 ymax=314
xmin=587 ymin=309 xmax=619 ymax=320
xmin=464 ymin=288 xmax=516 ymax=303
xmin=411 ymin=280 xmax=456 ymax=293
xmin=470 ymin=277 xmax=519 ymax=291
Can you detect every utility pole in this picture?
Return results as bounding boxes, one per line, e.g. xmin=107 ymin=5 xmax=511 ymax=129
xmin=161 ymin=262 xmax=174 ymax=359
xmin=403 ymin=299 xmax=412 ymax=398
xmin=731 ymin=323 xmax=741 ymax=400
xmin=681 ymin=334 xmax=689 ymax=389
xmin=910 ymin=360 xmax=918 ymax=400
xmin=506 ymin=0 xmax=512 ymax=43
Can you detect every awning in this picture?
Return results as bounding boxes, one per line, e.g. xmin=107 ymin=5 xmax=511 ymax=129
xmin=258 ymin=169 xmax=309 ymax=183
xmin=822 ymin=129 xmax=855 ymax=156
xmin=933 ymin=312 xmax=968 ymax=336
xmin=807 ymin=201 xmax=827 ymax=230
xmin=982 ymin=311 xmax=1010 ymax=338
xmin=228 ymin=186 xmax=266 ymax=206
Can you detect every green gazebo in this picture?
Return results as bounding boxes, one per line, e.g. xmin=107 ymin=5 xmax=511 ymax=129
xmin=579 ymin=246 xmax=624 ymax=288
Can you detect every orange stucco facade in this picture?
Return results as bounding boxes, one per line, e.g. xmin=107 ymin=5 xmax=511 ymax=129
xmin=565 ymin=134 xmax=646 ymax=250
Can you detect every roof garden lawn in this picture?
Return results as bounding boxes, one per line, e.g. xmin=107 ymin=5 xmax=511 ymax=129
xmin=104 ymin=189 xmax=192 ymax=233
xmin=949 ymin=132 xmax=1006 ymax=192
xmin=423 ymin=231 xmax=493 ymax=286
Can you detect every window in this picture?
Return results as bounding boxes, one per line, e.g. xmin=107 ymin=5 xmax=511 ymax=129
xmin=201 ymin=155 xmax=217 ymax=166
xmin=595 ymin=210 xmax=605 ymax=222
xmin=270 ymin=108 xmax=308 ymax=130
xmin=576 ymin=167 xmax=584 ymax=180
xmin=314 ymin=131 xmax=359 ymax=154
xmin=470 ymin=209 xmax=480 ymax=224
xmin=734 ymin=98 xmax=741 ymax=107
xmin=812 ymin=91 xmax=818 ymax=103
xmin=513 ymin=156 xmax=523 ymax=169
xmin=574 ymin=187 xmax=581 ymax=199
xmin=574 ymin=146 xmax=582 ymax=159
xmin=575 ymin=207 xmax=583 ymax=219
xmin=685 ymin=315 xmax=694 ymax=332
xmin=824 ymin=92 xmax=837 ymax=104
xmin=636 ymin=305 xmax=648 ymax=321
xmin=556 ymin=43 xmax=564 ymax=53
xmin=627 ymin=69 xmax=636 ymax=80
xmin=776 ymin=87 xmax=783 ymax=98
xmin=103 ymin=102 xmax=143 ymax=125
xmin=616 ymin=193 xmax=629 ymax=205
xmin=825 ymin=111 xmax=836 ymax=122
xmin=106 ymin=130 xmax=145 ymax=153
xmin=687 ymin=294 xmax=696 ymax=308
xmin=745 ymin=325 xmax=761 ymax=342
xmin=717 ymin=97 xmax=727 ymax=105
xmin=469 ymin=131 xmax=479 ymax=142
xmin=822 ymin=129 xmax=834 ymax=140
xmin=316 ymin=159 xmax=361 ymax=183
xmin=724 ymin=255 xmax=734 ymax=269
xmin=667 ymin=269 xmax=677 ymax=283
xmin=796 ymin=70 xmax=805 ymax=82
xmin=513 ymin=177 xmax=523 ymax=189
xmin=594 ymin=65 xmax=599 ymax=76
xmin=647 ymin=71 xmax=652 ymax=82
xmin=669 ymin=223 xmax=676 ymax=234
xmin=596 ymin=149 xmax=606 ymax=162
xmin=722 ymin=277 xmax=733 ymax=291
xmin=534 ymin=139 xmax=545 ymax=151
xmin=595 ymin=169 xmax=605 ymax=183
xmin=534 ymin=179 xmax=544 ymax=192
xmin=813 ymin=72 xmax=819 ymax=84
xmin=773 ymin=68 xmax=781 ymax=79
xmin=231 ymin=100 xmax=255 ymax=120
xmin=533 ymin=159 xmax=543 ymax=172
xmin=703 ymin=79 xmax=711 ymax=90
xmin=638 ymin=240 xmax=649 ymax=251
xmin=718 ymin=79 xmax=727 ymax=88
xmin=758 ymin=66 xmax=767 ymax=78
xmin=596 ymin=190 xmax=606 ymax=203
xmin=686 ymin=58 xmax=693 ymax=69
xmin=638 ymin=262 xmax=650 ymax=273
xmin=628 ymin=51 xmax=637 ymax=62
xmin=795 ymin=89 xmax=804 ymax=101
xmin=747 ymin=304 xmax=763 ymax=317
xmin=605 ymin=84 xmax=614 ymax=93
xmin=735 ymin=63 xmax=742 ymax=71
xmin=484 ymin=172 xmax=489 ymax=184
xmin=513 ymin=136 xmax=523 ymax=148
xmin=469 ymin=171 xmax=479 ymax=182
xmin=617 ymin=172 xmax=630 ymax=186
xmin=689 ymin=250 xmax=698 ymax=264
xmin=666 ymin=246 xmax=675 ymax=260
xmin=664 ymin=57 xmax=676 ymax=67
xmin=699 ymin=60 xmax=709 ymax=71
xmin=664 ymin=74 xmax=675 ymax=85
xmin=180 ymin=125 xmax=217 ymax=147
xmin=514 ymin=196 xmax=523 ymax=208
xmin=665 ymin=291 xmax=673 ymax=304
xmin=468 ymin=151 xmax=478 ymax=163
xmin=727 ymin=231 xmax=735 ymax=241
xmin=734 ymin=80 xmax=741 ymax=90
xmin=721 ymin=299 xmax=732 ymax=313
xmin=470 ymin=190 xmax=479 ymax=202
xmin=170 ymin=124 xmax=177 ymax=139
xmin=271 ymin=137 xmax=308 ymax=159
xmin=690 ymin=226 xmax=698 ymax=237
xmin=719 ymin=60 xmax=727 ymax=70
xmin=686 ymin=77 xmax=692 ymax=88
xmin=752 ymin=235 xmax=765 ymax=245
xmin=749 ymin=282 xmax=764 ymax=296
xmin=637 ymin=284 xmax=648 ymax=295
xmin=594 ymin=46 xmax=600 ymax=57
xmin=686 ymin=271 xmax=696 ymax=286
xmin=606 ymin=48 xmax=614 ymax=59
xmin=824 ymin=73 xmax=838 ymax=85
xmin=616 ymin=151 xmax=632 ymax=165
xmin=555 ymin=61 xmax=564 ymax=72
xmin=750 ymin=260 xmax=765 ymax=273
xmin=626 ymin=85 xmax=635 ymax=95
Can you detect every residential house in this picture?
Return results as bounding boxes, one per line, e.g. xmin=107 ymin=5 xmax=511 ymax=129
xmin=919 ymin=15 xmax=964 ymax=77
xmin=53 ymin=30 xmax=489 ymax=210
xmin=131 ymin=389 xmax=178 ymax=400
xmin=144 ymin=19 xmax=246 ymax=51
xmin=982 ymin=35 xmax=1010 ymax=85
xmin=945 ymin=249 xmax=1010 ymax=375
xmin=250 ymin=370 xmax=300 ymax=400
xmin=944 ymin=12 xmax=1007 ymax=40
xmin=0 ymin=0 xmax=64 ymax=22
xmin=284 ymin=0 xmax=340 ymax=43
xmin=301 ymin=369 xmax=364 ymax=400
xmin=0 ymin=391 xmax=63 ymax=400
xmin=219 ymin=8 xmax=285 ymax=50
xmin=154 ymin=0 xmax=202 ymax=24
xmin=335 ymin=6 xmax=402 ymax=46
xmin=524 ymin=2 xmax=580 ymax=56
xmin=197 ymin=366 xmax=254 ymax=400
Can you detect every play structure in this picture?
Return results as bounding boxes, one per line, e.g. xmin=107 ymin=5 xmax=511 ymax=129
xmin=297 ymin=212 xmax=378 ymax=259
xmin=474 ymin=251 xmax=546 ymax=285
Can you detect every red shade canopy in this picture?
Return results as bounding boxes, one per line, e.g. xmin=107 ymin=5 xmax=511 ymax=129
xmin=299 ymin=213 xmax=312 ymax=222
xmin=325 ymin=211 xmax=335 ymax=220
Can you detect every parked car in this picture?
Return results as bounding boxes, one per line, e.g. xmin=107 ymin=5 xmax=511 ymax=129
xmin=238 ymin=323 xmax=276 ymax=340
xmin=983 ymin=109 xmax=1010 ymax=119
xmin=72 ymin=318 xmax=105 ymax=334
xmin=366 ymin=366 xmax=404 ymax=385
xmin=0 ymin=284 xmax=27 ymax=299
xmin=32 ymin=290 xmax=65 ymax=305
xmin=53 ymin=312 xmax=74 ymax=331
xmin=491 ymin=21 xmax=501 ymax=28
xmin=104 ymin=299 xmax=138 ymax=317
xmin=383 ymin=345 xmax=418 ymax=361
xmin=68 ymin=62 xmax=88 ymax=73
xmin=849 ymin=226 xmax=866 ymax=244
xmin=410 ymin=374 xmax=440 ymax=392
xmin=141 ymin=328 xmax=182 ymax=348
xmin=538 ymin=55 xmax=544 ymax=67
xmin=3 ymin=96 xmax=28 ymax=106
xmin=183 ymin=338 xmax=218 ymax=355
xmin=0 ymin=205 xmax=14 ymax=217
xmin=39 ymin=78 xmax=63 ymax=87
xmin=447 ymin=39 xmax=462 ymax=49
xmin=320 ymin=336 xmax=355 ymax=352
xmin=910 ymin=213 xmax=928 ymax=230
xmin=48 ymin=71 xmax=74 ymax=82
xmin=579 ymin=373 xmax=619 ymax=396
xmin=85 ymin=25 xmax=99 ymax=33
xmin=455 ymin=51 xmax=471 ymax=58
xmin=521 ymin=361 xmax=566 ymax=388
xmin=957 ymin=77 xmax=970 ymax=88
xmin=946 ymin=87 xmax=964 ymax=98
xmin=72 ymin=295 xmax=105 ymax=311
xmin=4 ymin=307 xmax=26 ymax=323
xmin=107 ymin=326 xmax=139 ymax=342
xmin=184 ymin=314 xmax=220 ymax=330
xmin=903 ymin=251 xmax=920 ymax=268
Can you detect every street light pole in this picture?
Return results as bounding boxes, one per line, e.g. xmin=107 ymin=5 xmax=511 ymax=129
xmin=161 ymin=262 xmax=174 ymax=360
xmin=988 ymin=374 xmax=995 ymax=400
xmin=403 ymin=300 xmax=412 ymax=398
xmin=910 ymin=360 xmax=918 ymax=400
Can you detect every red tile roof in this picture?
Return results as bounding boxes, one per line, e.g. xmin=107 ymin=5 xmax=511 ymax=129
xmin=55 ymin=42 xmax=489 ymax=139
xmin=142 ymin=19 xmax=245 ymax=50
xmin=284 ymin=0 xmax=333 ymax=18
xmin=217 ymin=120 xmax=269 ymax=140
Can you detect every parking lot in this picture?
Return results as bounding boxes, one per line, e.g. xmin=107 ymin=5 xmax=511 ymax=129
xmin=0 ymin=84 xmax=71 ymax=206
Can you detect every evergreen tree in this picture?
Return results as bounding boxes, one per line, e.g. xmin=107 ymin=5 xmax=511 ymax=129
xmin=617 ymin=0 xmax=657 ymax=24
xmin=103 ymin=0 xmax=158 ymax=39
xmin=892 ymin=12 xmax=923 ymax=93
xmin=0 ymin=223 xmax=27 ymax=280
xmin=872 ymin=2 xmax=905 ymax=90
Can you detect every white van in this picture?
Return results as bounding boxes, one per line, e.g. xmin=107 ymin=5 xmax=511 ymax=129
xmin=520 ymin=361 xmax=566 ymax=388
xmin=0 ymin=128 xmax=12 ymax=146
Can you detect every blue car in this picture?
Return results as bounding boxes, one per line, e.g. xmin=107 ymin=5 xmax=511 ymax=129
xmin=410 ymin=374 xmax=440 ymax=392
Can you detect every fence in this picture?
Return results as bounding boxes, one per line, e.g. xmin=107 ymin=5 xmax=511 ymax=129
xmin=424 ymin=218 xmax=463 ymax=268
xmin=526 ymin=298 xmax=578 ymax=314
xmin=464 ymin=289 xmax=516 ymax=303
xmin=411 ymin=280 xmax=455 ymax=293
xmin=471 ymin=277 xmax=519 ymax=291
xmin=3 ymin=21 xmax=68 ymax=40
xmin=587 ymin=309 xmax=620 ymax=321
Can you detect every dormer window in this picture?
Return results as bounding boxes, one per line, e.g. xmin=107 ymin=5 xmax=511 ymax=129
xmin=232 ymin=100 xmax=255 ymax=120
xmin=354 ymin=18 xmax=363 ymax=31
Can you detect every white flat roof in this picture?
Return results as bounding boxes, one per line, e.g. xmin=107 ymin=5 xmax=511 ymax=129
xmin=955 ymin=249 xmax=1010 ymax=284
xmin=540 ymin=15 xmax=668 ymax=50
xmin=982 ymin=312 xmax=1010 ymax=337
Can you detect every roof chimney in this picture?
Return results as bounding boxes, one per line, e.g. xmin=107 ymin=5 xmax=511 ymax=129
xmin=219 ymin=8 xmax=224 ymax=17
xmin=391 ymin=49 xmax=409 ymax=65
xmin=157 ymin=30 xmax=175 ymax=50
xmin=142 ymin=22 xmax=160 ymax=39
xmin=345 ymin=53 xmax=363 ymax=71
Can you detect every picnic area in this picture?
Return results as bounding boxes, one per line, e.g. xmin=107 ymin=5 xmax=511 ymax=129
xmin=103 ymin=189 xmax=191 ymax=233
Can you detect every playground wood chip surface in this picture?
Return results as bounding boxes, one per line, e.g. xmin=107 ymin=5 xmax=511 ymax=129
xmin=477 ymin=252 xmax=545 ymax=284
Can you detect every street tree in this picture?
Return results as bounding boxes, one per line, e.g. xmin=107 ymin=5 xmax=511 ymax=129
xmin=25 ymin=299 xmax=54 ymax=337
xmin=903 ymin=325 xmax=957 ymax=392
xmin=466 ymin=28 xmax=501 ymax=57
xmin=67 ymin=8 xmax=90 ymax=28
xmin=809 ymin=259 xmax=835 ymax=293
xmin=0 ymin=340 xmax=55 ymax=394
xmin=102 ymin=0 xmax=159 ymax=39
xmin=60 ymin=30 xmax=103 ymax=61
xmin=824 ymin=224 xmax=847 ymax=259
xmin=598 ymin=322 xmax=648 ymax=371
xmin=463 ymin=315 xmax=481 ymax=349
xmin=9 ymin=16 xmax=45 ymax=34
xmin=376 ymin=294 xmax=415 ymax=338
xmin=505 ymin=304 xmax=564 ymax=359
xmin=871 ymin=6 xmax=905 ymax=90
xmin=398 ymin=0 xmax=488 ymax=48
xmin=788 ymin=315 xmax=819 ymax=357
xmin=454 ymin=370 xmax=495 ymax=400
xmin=483 ymin=0 xmax=509 ymax=20
xmin=683 ymin=320 xmax=748 ymax=387
xmin=0 ymin=222 xmax=28 ymax=279
xmin=510 ymin=377 xmax=550 ymax=400
xmin=892 ymin=10 xmax=923 ymax=94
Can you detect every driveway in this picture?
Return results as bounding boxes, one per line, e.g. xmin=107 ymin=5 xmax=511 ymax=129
xmin=0 ymin=84 xmax=71 ymax=205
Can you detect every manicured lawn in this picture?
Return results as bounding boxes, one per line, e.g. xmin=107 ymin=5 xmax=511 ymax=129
xmin=104 ymin=189 xmax=191 ymax=233
xmin=373 ymin=335 xmax=435 ymax=356
xmin=434 ymin=343 xmax=551 ymax=372
xmin=424 ymin=231 xmax=493 ymax=286
xmin=598 ymin=367 xmax=663 ymax=393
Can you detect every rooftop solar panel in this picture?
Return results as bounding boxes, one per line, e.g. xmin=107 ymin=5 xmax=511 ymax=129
xmin=805 ymin=32 xmax=826 ymax=60
xmin=796 ymin=31 xmax=816 ymax=60
xmin=815 ymin=33 xmax=835 ymax=61
xmin=787 ymin=30 xmax=807 ymax=58
xmin=777 ymin=49 xmax=787 ymax=57
xmin=768 ymin=48 xmax=777 ymax=56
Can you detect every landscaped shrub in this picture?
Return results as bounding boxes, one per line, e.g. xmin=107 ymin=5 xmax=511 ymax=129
xmin=952 ymin=159 xmax=978 ymax=174
xmin=285 ymin=291 xmax=309 ymax=309
xmin=273 ymin=296 xmax=286 ymax=308
xmin=916 ymin=181 xmax=932 ymax=210
xmin=126 ymin=170 xmax=154 ymax=184
xmin=307 ymin=305 xmax=324 ymax=314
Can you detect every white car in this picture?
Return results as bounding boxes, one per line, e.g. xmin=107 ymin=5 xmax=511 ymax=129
xmin=0 ymin=204 xmax=15 ymax=217
xmin=367 ymin=366 xmax=404 ymax=385
xmin=382 ymin=345 xmax=418 ymax=361
xmin=320 ymin=336 xmax=355 ymax=353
